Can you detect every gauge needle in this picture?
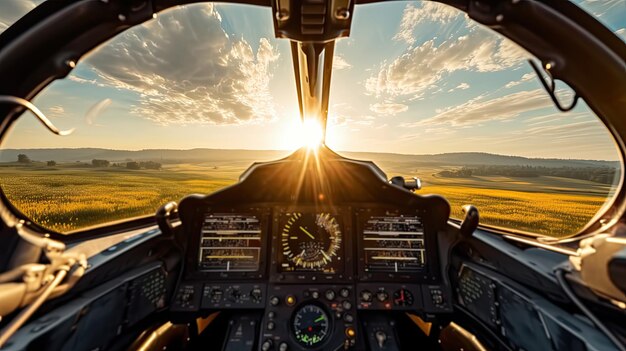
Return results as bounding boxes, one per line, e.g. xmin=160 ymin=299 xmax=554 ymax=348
xmin=320 ymin=250 xmax=332 ymax=262
xmin=314 ymin=315 xmax=325 ymax=323
xmin=299 ymin=226 xmax=315 ymax=239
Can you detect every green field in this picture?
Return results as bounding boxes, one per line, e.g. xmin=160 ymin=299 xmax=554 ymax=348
xmin=0 ymin=155 xmax=616 ymax=237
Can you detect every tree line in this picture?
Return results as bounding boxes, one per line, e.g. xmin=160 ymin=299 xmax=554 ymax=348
xmin=437 ymin=165 xmax=617 ymax=184
xmin=93 ymin=159 xmax=162 ymax=170
xmin=16 ymin=154 xmax=161 ymax=170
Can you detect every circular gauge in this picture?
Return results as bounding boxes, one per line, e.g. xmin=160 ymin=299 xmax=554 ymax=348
xmin=281 ymin=213 xmax=342 ymax=270
xmin=393 ymin=288 xmax=414 ymax=306
xmin=292 ymin=304 xmax=331 ymax=347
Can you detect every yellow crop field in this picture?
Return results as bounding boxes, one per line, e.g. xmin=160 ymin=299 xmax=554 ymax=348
xmin=422 ymin=185 xmax=607 ymax=236
xmin=0 ymin=160 xmax=616 ymax=237
xmin=0 ymin=165 xmax=237 ymax=232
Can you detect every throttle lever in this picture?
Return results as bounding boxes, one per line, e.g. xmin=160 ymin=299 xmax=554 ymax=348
xmin=460 ymin=205 xmax=479 ymax=238
xmin=156 ymin=201 xmax=178 ymax=237
xmin=375 ymin=330 xmax=387 ymax=348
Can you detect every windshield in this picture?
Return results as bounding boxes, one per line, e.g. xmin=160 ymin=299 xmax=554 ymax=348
xmin=0 ymin=1 xmax=623 ymax=236
xmin=324 ymin=2 xmax=624 ymax=236
xmin=1 ymin=3 xmax=300 ymax=232
xmin=0 ymin=1 xmax=42 ymax=32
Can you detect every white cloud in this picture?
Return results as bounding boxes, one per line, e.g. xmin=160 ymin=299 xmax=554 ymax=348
xmin=366 ymin=32 xmax=529 ymax=99
xmin=411 ymin=89 xmax=554 ymax=127
xmin=333 ymin=55 xmax=352 ymax=70
xmin=468 ymin=119 xmax=612 ymax=156
xmin=522 ymin=120 xmax=599 ymax=136
xmin=526 ymin=114 xmax=565 ymax=124
xmin=329 ymin=103 xmax=378 ymax=126
xmin=329 ymin=103 xmax=353 ymax=126
xmin=79 ymin=4 xmax=279 ymax=125
xmin=393 ymin=2 xmax=462 ymax=45
xmin=47 ymin=105 xmax=65 ymax=118
xmin=505 ymin=73 xmax=535 ymax=88
xmin=355 ymin=116 xmax=376 ymax=126
xmin=578 ymin=0 xmax=625 ymax=18
xmin=368 ymin=2 xmax=531 ymax=103
xmin=447 ymin=82 xmax=470 ymax=92
xmin=67 ymin=75 xmax=109 ymax=88
xmin=0 ymin=0 xmax=39 ymax=32
xmin=399 ymin=126 xmax=457 ymax=142
xmin=369 ymin=102 xmax=408 ymax=115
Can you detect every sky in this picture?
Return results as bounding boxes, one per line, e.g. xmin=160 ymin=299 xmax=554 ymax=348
xmin=0 ymin=0 xmax=624 ymax=160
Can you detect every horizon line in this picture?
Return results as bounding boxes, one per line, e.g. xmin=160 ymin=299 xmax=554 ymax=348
xmin=0 ymin=146 xmax=619 ymax=163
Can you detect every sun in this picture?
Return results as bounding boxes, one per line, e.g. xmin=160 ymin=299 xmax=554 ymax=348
xmin=282 ymin=118 xmax=325 ymax=150
xmin=301 ymin=119 xmax=324 ymax=149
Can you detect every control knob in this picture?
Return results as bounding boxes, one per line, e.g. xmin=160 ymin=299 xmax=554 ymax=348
xmin=261 ymin=339 xmax=273 ymax=351
xmin=360 ymin=290 xmax=373 ymax=302
xmin=250 ymin=288 xmax=262 ymax=303
xmin=430 ymin=289 xmax=444 ymax=306
xmin=226 ymin=287 xmax=242 ymax=303
xmin=210 ymin=288 xmax=222 ymax=303
xmin=325 ymin=289 xmax=336 ymax=301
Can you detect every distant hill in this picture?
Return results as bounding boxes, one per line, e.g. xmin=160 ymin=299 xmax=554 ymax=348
xmin=342 ymin=151 xmax=618 ymax=168
xmin=0 ymin=148 xmax=288 ymax=164
xmin=0 ymin=148 xmax=618 ymax=168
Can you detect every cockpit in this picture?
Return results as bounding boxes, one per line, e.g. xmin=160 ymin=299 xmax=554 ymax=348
xmin=0 ymin=1 xmax=624 ymax=351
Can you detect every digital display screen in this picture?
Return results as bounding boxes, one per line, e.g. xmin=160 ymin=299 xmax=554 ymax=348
xmin=277 ymin=212 xmax=343 ymax=274
xmin=498 ymin=286 xmax=553 ymax=351
xmin=457 ymin=267 xmax=498 ymax=329
xmin=362 ymin=215 xmax=426 ymax=273
xmin=197 ymin=214 xmax=262 ymax=272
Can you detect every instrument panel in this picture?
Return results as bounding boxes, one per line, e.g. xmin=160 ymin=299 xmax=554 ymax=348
xmin=174 ymin=203 xmax=452 ymax=351
xmin=173 ymin=204 xmax=452 ymax=350
xmin=173 ymin=151 xmax=453 ymax=350
xmin=177 ymin=205 xmax=450 ymax=313
xmin=361 ymin=215 xmax=426 ymax=273
xmin=278 ymin=212 xmax=343 ymax=273
xmin=198 ymin=213 xmax=262 ymax=272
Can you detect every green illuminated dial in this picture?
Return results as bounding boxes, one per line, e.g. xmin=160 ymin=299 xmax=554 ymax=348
xmin=292 ymin=304 xmax=330 ymax=347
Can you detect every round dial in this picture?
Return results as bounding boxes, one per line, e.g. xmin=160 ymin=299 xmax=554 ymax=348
xmin=393 ymin=288 xmax=414 ymax=307
xmin=281 ymin=213 xmax=342 ymax=270
xmin=292 ymin=304 xmax=330 ymax=347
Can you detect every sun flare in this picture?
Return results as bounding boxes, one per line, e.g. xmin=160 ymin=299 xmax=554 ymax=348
xmin=301 ymin=119 xmax=324 ymax=149
xmin=282 ymin=118 xmax=325 ymax=150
